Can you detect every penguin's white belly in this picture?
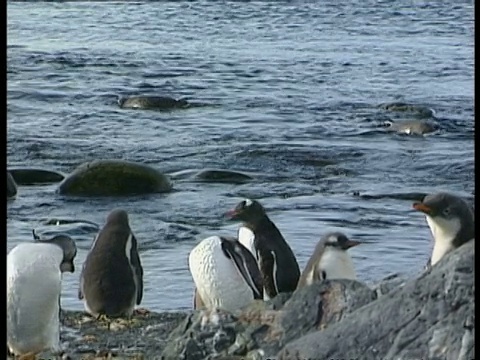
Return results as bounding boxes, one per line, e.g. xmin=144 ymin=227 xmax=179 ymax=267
xmin=318 ymin=247 xmax=356 ymax=280
xmin=426 ymin=216 xmax=459 ymax=266
xmin=238 ymin=226 xmax=256 ymax=257
xmin=189 ymin=236 xmax=254 ymax=313
xmin=7 ymin=244 xmax=63 ymax=355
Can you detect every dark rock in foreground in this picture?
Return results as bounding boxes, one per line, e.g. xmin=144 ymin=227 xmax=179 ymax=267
xmin=7 ymin=171 xmax=17 ymax=199
xmin=8 ymin=168 xmax=65 ymax=185
xmin=278 ymin=240 xmax=474 ymax=360
xmin=6 ymin=310 xmax=188 ymax=360
xmin=57 ymin=160 xmax=173 ymax=196
xmin=161 ymin=280 xmax=376 ymax=359
xmin=8 ymin=242 xmax=471 ymax=359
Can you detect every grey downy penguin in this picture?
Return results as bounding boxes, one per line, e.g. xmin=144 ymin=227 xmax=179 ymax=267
xmin=296 ymin=231 xmax=360 ymax=289
xmin=79 ymin=209 xmax=143 ymax=318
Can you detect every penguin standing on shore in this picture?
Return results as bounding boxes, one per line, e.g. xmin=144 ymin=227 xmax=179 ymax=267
xmin=7 ymin=233 xmax=77 ymax=358
xmin=189 ymin=235 xmax=263 ymax=312
xmin=296 ymin=231 xmax=360 ymax=289
xmin=413 ymin=192 xmax=474 ymax=267
xmin=79 ymin=209 xmax=143 ymax=318
xmin=226 ymin=199 xmax=300 ymax=300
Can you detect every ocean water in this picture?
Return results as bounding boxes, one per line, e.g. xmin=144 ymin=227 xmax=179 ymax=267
xmin=7 ymin=0 xmax=474 ymax=312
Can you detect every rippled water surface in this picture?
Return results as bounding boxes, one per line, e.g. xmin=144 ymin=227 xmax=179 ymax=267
xmin=7 ymin=0 xmax=474 ymax=312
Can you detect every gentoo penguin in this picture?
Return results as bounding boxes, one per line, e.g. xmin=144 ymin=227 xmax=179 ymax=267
xmin=226 ymin=199 xmax=300 ymax=300
xmin=79 ymin=209 xmax=143 ymax=318
xmin=189 ymin=235 xmax=263 ymax=312
xmin=7 ymin=233 xmax=77 ymax=357
xmin=296 ymin=232 xmax=360 ymax=289
xmin=413 ymin=192 xmax=474 ymax=267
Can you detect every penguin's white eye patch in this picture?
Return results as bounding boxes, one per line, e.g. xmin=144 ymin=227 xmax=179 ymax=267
xmin=244 ymin=199 xmax=252 ymax=207
xmin=327 ymin=235 xmax=339 ymax=243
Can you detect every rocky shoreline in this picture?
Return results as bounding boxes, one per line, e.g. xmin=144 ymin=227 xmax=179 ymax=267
xmin=15 ymin=240 xmax=473 ymax=360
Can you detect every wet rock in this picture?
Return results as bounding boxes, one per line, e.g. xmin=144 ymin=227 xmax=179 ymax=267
xmin=371 ymin=273 xmax=407 ymax=297
xmin=7 ymin=171 xmax=17 ymax=199
xmin=8 ymin=310 xmax=188 ymax=360
xmin=162 ymin=280 xmax=375 ymax=359
xmin=8 ymin=168 xmax=65 ymax=185
xmin=378 ymin=101 xmax=435 ymax=118
xmin=193 ymin=169 xmax=254 ymax=184
xmin=118 ymin=96 xmax=189 ymax=111
xmin=57 ymin=160 xmax=173 ymax=196
xmin=252 ymin=280 xmax=376 ymax=356
xmin=169 ymin=169 xmax=254 ymax=184
xmin=277 ymin=240 xmax=474 ymax=360
xmin=383 ymin=119 xmax=438 ymax=135
xmin=161 ymin=309 xmax=242 ymax=360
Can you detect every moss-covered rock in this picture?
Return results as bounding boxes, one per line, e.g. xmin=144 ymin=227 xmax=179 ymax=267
xmin=57 ymin=160 xmax=173 ymax=196
xmin=8 ymin=168 xmax=65 ymax=185
xmin=7 ymin=171 xmax=17 ymax=199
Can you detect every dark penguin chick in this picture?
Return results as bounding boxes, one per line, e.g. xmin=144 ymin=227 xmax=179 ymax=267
xmin=79 ymin=209 xmax=143 ymax=318
xmin=413 ymin=192 xmax=474 ymax=267
xmin=226 ymin=198 xmax=300 ymax=300
xmin=296 ymin=232 xmax=360 ymax=289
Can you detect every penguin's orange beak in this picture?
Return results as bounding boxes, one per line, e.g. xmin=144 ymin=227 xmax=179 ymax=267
xmin=413 ymin=202 xmax=432 ymax=214
xmin=225 ymin=208 xmax=240 ymax=219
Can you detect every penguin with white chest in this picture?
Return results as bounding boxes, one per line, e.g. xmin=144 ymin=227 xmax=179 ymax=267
xmin=226 ymin=199 xmax=300 ymax=300
xmin=296 ymin=231 xmax=360 ymax=289
xmin=79 ymin=209 xmax=143 ymax=318
xmin=413 ymin=192 xmax=474 ymax=267
xmin=189 ymin=235 xmax=263 ymax=312
xmin=7 ymin=232 xmax=77 ymax=358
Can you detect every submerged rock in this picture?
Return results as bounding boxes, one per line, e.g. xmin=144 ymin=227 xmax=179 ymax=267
xmin=379 ymin=102 xmax=435 ymax=118
xmin=193 ymin=169 xmax=254 ymax=184
xmin=383 ymin=119 xmax=438 ymax=135
xmin=8 ymin=168 xmax=65 ymax=185
xmin=7 ymin=171 xmax=17 ymax=199
xmin=118 ymin=95 xmax=190 ymax=111
xmin=57 ymin=160 xmax=173 ymax=196
xmin=277 ymin=240 xmax=474 ymax=360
